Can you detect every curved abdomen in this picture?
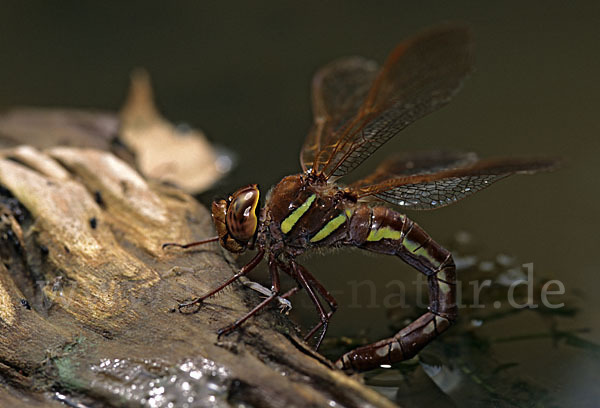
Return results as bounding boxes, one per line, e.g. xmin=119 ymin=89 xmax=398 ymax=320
xmin=347 ymin=205 xmax=456 ymax=316
xmin=336 ymin=205 xmax=457 ymax=371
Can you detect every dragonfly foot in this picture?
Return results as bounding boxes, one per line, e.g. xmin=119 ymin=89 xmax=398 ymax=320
xmin=177 ymin=297 xmax=203 ymax=313
xmin=216 ymin=325 xmax=235 ymax=339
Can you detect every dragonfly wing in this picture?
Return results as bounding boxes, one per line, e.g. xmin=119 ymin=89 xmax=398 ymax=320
xmin=308 ymin=25 xmax=474 ymax=180
xmin=349 ymin=150 xmax=479 ymax=188
xmin=301 ymin=57 xmax=379 ymax=172
xmin=351 ymin=157 xmax=559 ymax=210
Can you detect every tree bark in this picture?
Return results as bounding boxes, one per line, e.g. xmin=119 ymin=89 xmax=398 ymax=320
xmin=0 ymin=146 xmax=396 ymax=408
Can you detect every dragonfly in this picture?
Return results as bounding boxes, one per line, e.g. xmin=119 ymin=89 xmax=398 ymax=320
xmin=164 ymin=25 xmax=557 ymax=372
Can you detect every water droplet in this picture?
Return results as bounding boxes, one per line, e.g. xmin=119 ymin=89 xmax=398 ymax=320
xmin=496 ymin=253 xmax=515 ymax=266
xmin=454 ymin=230 xmax=472 ymax=245
xmin=470 ymin=319 xmax=483 ymax=327
xmin=454 ymin=255 xmax=478 ymax=270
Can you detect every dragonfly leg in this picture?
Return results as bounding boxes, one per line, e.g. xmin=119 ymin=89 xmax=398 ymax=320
xmin=337 ymin=211 xmax=457 ymax=371
xmin=296 ymin=264 xmax=338 ymax=347
xmin=276 ymin=261 xmax=338 ymax=346
xmin=290 ymin=262 xmax=335 ymax=350
xmin=162 ymin=236 xmax=219 ymax=250
xmin=178 ymin=248 xmax=265 ymax=311
xmin=279 ymin=286 xmax=300 ymax=299
xmin=217 ymin=253 xmax=281 ymax=337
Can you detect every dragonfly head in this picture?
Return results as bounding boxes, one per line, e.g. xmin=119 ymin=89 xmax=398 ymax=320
xmin=212 ymin=184 xmax=260 ymax=253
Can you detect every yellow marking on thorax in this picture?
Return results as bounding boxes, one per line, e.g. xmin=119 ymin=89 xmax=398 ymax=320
xmin=280 ymin=194 xmax=316 ymax=234
xmin=310 ymin=209 xmax=353 ymax=243
xmin=366 ymin=226 xmax=402 ymax=242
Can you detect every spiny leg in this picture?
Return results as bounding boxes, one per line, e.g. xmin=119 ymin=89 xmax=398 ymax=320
xmin=291 ymin=262 xmax=332 ymax=350
xmin=279 ymin=286 xmax=300 ymax=300
xmin=279 ymin=263 xmax=338 ymax=314
xmin=162 ymin=236 xmax=219 ymax=250
xmin=279 ymin=262 xmax=338 ymax=350
xmin=217 ymin=254 xmax=281 ymax=337
xmin=336 ymin=217 xmax=457 ymax=372
xmin=178 ymin=249 xmax=265 ymax=311
xmin=271 ymin=260 xmax=300 ymax=299
xmin=297 ymin=265 xmax=338 ymax=345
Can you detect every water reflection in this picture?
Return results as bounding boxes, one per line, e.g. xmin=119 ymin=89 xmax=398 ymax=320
xmin=89 ymin=357 xmax=233 ymax=408
xmin=320 ymin=231 xmax=599 ymax=407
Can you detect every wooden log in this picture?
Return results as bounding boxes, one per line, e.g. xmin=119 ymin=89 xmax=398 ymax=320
xmin=0 ymin=146 xmax=397 ymax=407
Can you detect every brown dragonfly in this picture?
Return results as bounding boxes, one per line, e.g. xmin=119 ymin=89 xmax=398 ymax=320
xmin=164 ymin=25 xmax=557 ymax=372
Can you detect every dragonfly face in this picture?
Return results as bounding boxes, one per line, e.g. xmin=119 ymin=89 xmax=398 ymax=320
xmin=211 ymin=184 xmax=260 ymax=253
xmin=167 ymin=24 xmax=558 ymax=372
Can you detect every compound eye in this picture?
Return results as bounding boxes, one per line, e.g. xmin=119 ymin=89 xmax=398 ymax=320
xmin=226 ymin=185 xmax=260 ymax=242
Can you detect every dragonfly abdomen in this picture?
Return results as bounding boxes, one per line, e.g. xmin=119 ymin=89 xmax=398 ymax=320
xmin=336 ymin=205 xmax=458 ymax=371
xmin=350 ymin=206 xmax=456 ymax=316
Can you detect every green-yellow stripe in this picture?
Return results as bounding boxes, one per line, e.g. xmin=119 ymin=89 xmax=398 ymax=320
xmin=281 ymin=194 xmax=317 ymax=234
xmin=402 ymin=238 xmax=419 ymax=251
xmin=310 ymin=210 xmax=352 ymax=243
xmin=366 ymin=226 xmax=402 ymax=242
xmin=403 ymin=239 xmax=441 ymax=266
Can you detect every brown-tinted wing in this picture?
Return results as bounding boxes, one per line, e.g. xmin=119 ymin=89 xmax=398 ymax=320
xmin=303 ymin=25 xmax=473 ymax=180
xmin=301 ymin=57 xmax=379 ymax=172
xmin=349 ymin=150 xmax=478 ymax=188
xmin=351 ymin=158 xmax=558 ymax=210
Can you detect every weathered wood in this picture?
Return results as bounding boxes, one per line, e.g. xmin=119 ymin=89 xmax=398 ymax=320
xmin=0 ymin=146 xmax=396 ymax=407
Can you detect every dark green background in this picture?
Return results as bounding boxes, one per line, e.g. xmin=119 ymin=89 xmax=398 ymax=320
xmin=2 ymin=2 xmax=598 ymax=406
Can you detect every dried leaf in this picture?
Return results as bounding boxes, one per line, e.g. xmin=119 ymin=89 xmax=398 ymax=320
xmin=120 ymin=70 xmax=230 ymax=193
